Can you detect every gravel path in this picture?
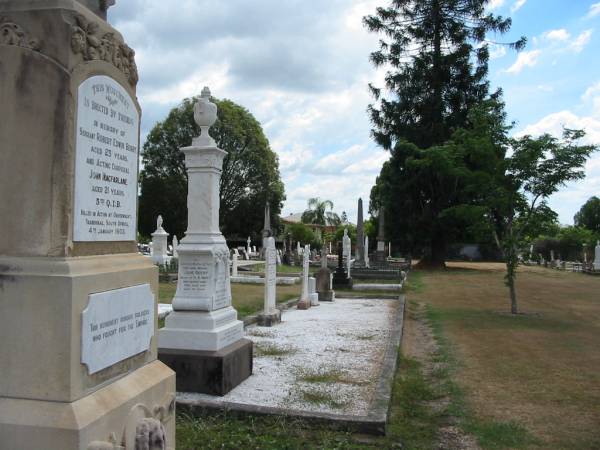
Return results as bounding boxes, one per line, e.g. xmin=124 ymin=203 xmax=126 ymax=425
xmin=179 ymin=298 xmax=400 ymax=417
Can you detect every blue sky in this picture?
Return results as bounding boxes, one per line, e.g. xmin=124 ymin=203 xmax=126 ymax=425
xmin=109 ymin=0 xmax=600 ymax=225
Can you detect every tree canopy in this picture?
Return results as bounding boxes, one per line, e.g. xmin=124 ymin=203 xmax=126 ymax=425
xmin=138 ymin=96 xmax=285 ymax=241
xmin=364 ymin=0 xmax=525 ymax=266
xmin=301 ymin=198 xmax=341 ymax=226
xmin=574 ymin=196 xmax=600 ymax=233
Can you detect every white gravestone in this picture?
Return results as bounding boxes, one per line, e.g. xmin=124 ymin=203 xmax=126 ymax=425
xmin=309 ymin=277 xmax=319 ymax=306
xmin=343 ymin=229 xmax=352 ymax=279
xmin=365 ymin=236 xmax=370 ymax=268
xmin=342 ymin=228 xmax=350 ymax=259
xmin=159 ymin=87 xmax=243 ymax=352
xmin=389 ymin=242 xmax=392 ymax=258
xmin=264 ymin=237 xmax=277 ymax=315
xmin=173 ymin=235 xmax=179 ymax=258
xmin=151 ymin=215 xmax=169 ymax=265
xmin=247 ymin=236 xmax=251 ymax=255
xmin=594 ymin=241 xmax=600 ymax=270
xmin=81 ymin=284 xmax=154 ymax=374
xmin=300 ymin=245 xmax=310 ymax=303
xmin=73 ymin=75 xmax=139 ymax=241
xmin=297 ymin=241 xmax=301 ymax=255
xmin=232 ymin=252 xmax=238 ymax=277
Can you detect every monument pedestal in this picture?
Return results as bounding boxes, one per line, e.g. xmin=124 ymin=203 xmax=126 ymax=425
xmin=159 ymin=339 xmax=253 ymax=396
xmin=333 ymin=268 xmax=352 ymax=288
xmin=0 ymin=254 xmax=176 ymax=449
xmin=258 ymin=310 xmax=282 ymax=326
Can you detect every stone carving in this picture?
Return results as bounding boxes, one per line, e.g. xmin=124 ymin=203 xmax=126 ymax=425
xmin=70 ymin=13 xmax=138 ymax=86
xmin=192 ymin=87 xmax=218 ymax=146
xmin=0 ymin=17 xmax=40 ymax=50
xmin=134 ymin=418 xmax=166 ymax=450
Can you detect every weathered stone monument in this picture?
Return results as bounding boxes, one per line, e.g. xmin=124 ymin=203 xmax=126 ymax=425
xmin=333 ymin=242 xmax=352 ymax=288
xmin=343 ymin=228 xmax=352 ymax=279
xmin=231 ymin=252 xmax=239 ymax=277
xmin=0 ymin=1 xmax=175 ymax=447
xmin=355 ymin=198 xmax=365 ymax=265
xmin=316 ymin=248 xmax=334 ymax=301
xmin=364 ymin=235 xmax=370 ymax=268
xmin=152 ymin=215 xmax=170 ymax=265
xmin=594 ymin=241 xmax=600 ymax=271
xmin=373 ymin=207 xmax=388 ymax=267
xmin=260 ymin=201 xmax=272 ymax=258
xmin=173 ymin=235 xmax=179 ymax=258
xmin=297 ymin=244 xmax=312 ymax=309
xmin=258 ymin=237 xmax=281 ymax=326
xmin=158 ymin=87 xmax=252 ymax=396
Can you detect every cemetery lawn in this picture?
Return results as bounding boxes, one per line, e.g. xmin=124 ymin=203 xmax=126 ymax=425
xmin=175 ymin=263 xmax=600 ymax=449
xmin=406 ymin=263 xmax=600 ymax=449
xmin=158 ymin=282 xmax=300 ymax=318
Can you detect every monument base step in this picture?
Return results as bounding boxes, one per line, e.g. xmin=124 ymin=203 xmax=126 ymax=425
xmin=332 ymin=276 xmax=353 ymax=288
xmin=318 ymin=290 xmax=335 ymax=302
xmin=297 ymin=298 xmax=311 ymax=310
xmin=158 ymin=338 xmax=253 ymax=396
xmin=257 ymin=310 xmax=282 ymax=327
xmin=0 ymin=361 xmax=175 ymax=450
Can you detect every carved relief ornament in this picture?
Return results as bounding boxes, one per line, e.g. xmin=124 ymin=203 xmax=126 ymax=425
xmin=71 ymin=13 xmax=138 ymax=86
xmin=0 ymin=17 xmax=40 ymax=50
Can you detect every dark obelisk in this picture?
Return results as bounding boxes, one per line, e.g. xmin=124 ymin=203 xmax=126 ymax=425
xmin=356 ymin=198 xmax=365 ymax=265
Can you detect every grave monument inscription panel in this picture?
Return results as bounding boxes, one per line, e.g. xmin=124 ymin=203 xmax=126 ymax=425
xmin=73 ymin=75 xmax=139 ymax=242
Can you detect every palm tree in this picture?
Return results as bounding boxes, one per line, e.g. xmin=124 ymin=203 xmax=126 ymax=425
xmin=301 ymin=198 xmax=340 ymax=226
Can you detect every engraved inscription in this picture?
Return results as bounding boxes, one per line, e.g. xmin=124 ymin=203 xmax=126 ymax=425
xmin=73 ymin=76 xmax=139 ymax=241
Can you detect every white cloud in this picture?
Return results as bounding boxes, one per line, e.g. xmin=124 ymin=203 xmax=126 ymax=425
xmin=489 ymin=44 xmax=507 ymax=59
xmin=511 ymin=0 xmax=526 ymax=13
xmin=543 ymin=29 xmax=570 ymax=42
xmin=586 ymin=2 xmax=600 ymax=19
xmin=488 ymin=0 xmax=506 ymax=9
xmin=505 ymin=50 xmax=541 ymax=74
xmin=517 ymin=110 xmax=600 ymax=143
xmin=570 ymin=29 xmax=593 ymax=53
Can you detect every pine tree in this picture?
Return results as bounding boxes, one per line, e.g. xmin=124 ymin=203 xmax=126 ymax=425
xmin=364 ymin=0 xmax=525 ymax=266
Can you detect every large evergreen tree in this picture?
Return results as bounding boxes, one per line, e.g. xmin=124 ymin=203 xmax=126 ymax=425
xmin=364 ymin=0 xmax=525 ymax=266
xmin=139 ymin=97 xmax=285 ymax=241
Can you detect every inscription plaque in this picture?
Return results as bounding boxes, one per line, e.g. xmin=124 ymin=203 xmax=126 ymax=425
xmin=73 ymin=75 xmax=140 ymax=241
xmin=81 ymin=284 xmax=154 ymax=374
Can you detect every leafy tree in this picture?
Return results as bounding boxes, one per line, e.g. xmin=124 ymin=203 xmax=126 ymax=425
xmin=301 ymin=198 xmax=341 ymax=226
xmin=364 ymin=0 xmax=524 ymax=266
xmin=139 ymin=96 xmax=285 ymax=240
xmin=488 ymin=129 xmax=596 ymax=313
xmin=574 ymin=196 xmax=600 ymax=233
xmin=287 ymin=223 xmax=315 ymax=246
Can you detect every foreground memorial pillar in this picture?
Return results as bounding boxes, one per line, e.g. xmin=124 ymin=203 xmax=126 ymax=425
xmin=258 ymin=236 xmax=281 ymax=326
xmin=0 ymin=1 xmax=175 ymax=448
xmin=158 ymin=87 xmax=252 ymax=396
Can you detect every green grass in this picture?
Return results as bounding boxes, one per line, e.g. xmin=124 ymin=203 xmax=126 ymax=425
xmin=403 ymin=270 xmax=424 ymax=293
xmin=299 ymin=389 xmax=347 ymax=409
xmin=297 ymin=368 xmax=345 ymax=384
xmin=158 ymin=281 xmax=300 ymax=319
xmin=254 ymin=343 xmax=296 ymax=357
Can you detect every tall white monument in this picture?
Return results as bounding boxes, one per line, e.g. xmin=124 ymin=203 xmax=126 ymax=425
xmin=594 ymin=241 xmax=600 ymax=271
xmin=365 ymin=235 xmax=370 ymax=268
xmin=298 ymin=244 xmax=312 ymax=310
xmin=158 ymin=87 xmax=252 ymax=395
xmin=258 ymin=236 xmax=281 ymax=326
xmin=151 ymin=215 xmax=169 ymax=265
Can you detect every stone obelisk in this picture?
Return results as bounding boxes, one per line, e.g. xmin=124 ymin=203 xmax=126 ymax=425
xmin=260 ymin=200 xmax=272 ymax=258
xmin=158 ymin=87 xmax=252 ymax=395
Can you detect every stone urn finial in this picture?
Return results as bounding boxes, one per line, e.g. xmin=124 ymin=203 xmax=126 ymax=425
xmin=193 ymin=86 xmax=218 ymax=146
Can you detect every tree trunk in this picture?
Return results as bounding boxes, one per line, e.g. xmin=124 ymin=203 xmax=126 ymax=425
xmin=507 ymin=273 xmax=518 ymax=314
xmin=415 ymin=227 xmax=446 ymax=269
